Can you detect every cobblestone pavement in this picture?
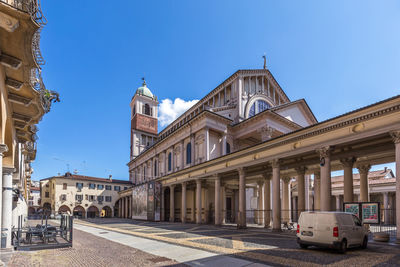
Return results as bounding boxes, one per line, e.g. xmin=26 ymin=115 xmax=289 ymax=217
xmin=7 ymin=227 xmax=182 ymax=267
xmin=77 ymin=218 xmax=400 ymax=267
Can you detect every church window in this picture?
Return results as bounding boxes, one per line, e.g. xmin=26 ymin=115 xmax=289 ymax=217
xmin=226 ymin=143 xmax=231 ymax=154
xmin=168 ymin=152 xmax=172 ymax=172
xmin=154 ymin=160 xmax=157 ymax=176
xmin=186 ymin=143 xmax=192 ymax=164
xmin=248 ymin=100 xmax=271 ymax=118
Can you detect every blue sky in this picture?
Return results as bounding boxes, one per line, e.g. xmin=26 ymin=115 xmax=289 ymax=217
xmin=32 ymin=0 xmax=400 ymax=181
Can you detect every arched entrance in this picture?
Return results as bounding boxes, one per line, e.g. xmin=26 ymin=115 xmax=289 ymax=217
xmin=101 ymin=206 xmax=112 ymax=218
xmin=28 ymin=207 xmax=36 ymax=215
xmin=58 ymin=205 xmax=71 ymax=215
xmin=43 ymin=202 xmax=52 ymax=215
xmin=73 ymin=205 xmax=85 ymax=218
xmin=87 ymin=206 xmax=99 ymax=218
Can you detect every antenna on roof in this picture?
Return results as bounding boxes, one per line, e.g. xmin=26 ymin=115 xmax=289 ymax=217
xmin=262 ymin=53 xmax=267 ymax=70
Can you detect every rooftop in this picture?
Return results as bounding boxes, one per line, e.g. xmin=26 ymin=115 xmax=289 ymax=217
xmin=40 ymin=172 xmax=132 ymax=185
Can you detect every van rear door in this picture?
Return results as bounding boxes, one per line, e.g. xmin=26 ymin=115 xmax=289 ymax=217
xmin=299 ymin=213 xmax=316 ymax=242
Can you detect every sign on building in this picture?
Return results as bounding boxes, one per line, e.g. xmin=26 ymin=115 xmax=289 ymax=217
xmin=343 ymin=202 xmax=380 ymax=224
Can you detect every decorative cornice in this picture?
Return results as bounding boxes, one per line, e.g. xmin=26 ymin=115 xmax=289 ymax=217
xmin=8 ymin=92 xmax=32 ymax=106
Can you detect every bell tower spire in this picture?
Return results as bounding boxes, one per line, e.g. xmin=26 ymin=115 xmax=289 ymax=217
xmin=130 ymin=79 xmax=158 ymax=159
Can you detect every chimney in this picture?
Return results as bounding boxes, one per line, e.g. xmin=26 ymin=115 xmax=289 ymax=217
xmin=109 ymin=174 xmax=112 ymax=181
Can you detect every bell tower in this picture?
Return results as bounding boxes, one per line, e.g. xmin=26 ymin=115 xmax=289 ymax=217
xmin=130 ymin=79 xmax=158 ymax=159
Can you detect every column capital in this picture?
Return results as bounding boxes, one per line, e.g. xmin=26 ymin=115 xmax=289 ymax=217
xmin=390 ymin=131 xmax=400 ymax=144
xmin=213 ymin=173 xmax=221 ymax=180
xmin=169 ymin=184 xmax=176 ymax=189
xmin=237 ymin=167 xmax=246 ymax=176
xmin=195 ymin=178 xmax=202 ymax=184
xmin=356 ymin=163 xmax=371 ymax=175
xmin=316 ymin=146 xmax=333 ymax=158
xmin=295 ymin=166 xmax=307 ymax=175
xmin=0 ymin=144 xmax=8 ymax=155
xmin=262 ymin=172 xmax=272 ymax=180
xmin=340 ymin=157 xmax=356 ymax=167
xmin=282 ymin=176 xmax=291 ymax=184
xmin=2 ymin=167 xmax=15 ymax=175
xmin=270 ymin=159 xmax=281 ymax=168
xmin=181 ymin=181 xmax=187 ymax=187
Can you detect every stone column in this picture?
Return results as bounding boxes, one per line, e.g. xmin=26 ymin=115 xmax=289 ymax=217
xmin=282 ymin=176 xmax=291 ymax=223
xmin=130 ymin=196 xmax=133 ymax=218
xmin=317 ymin=147 xmax=332 ymax=211
xmin=196 ymin=179 xmax=202 ymax=224
xmin=257 ymin=181 xmax=263 ymax=225
xmin=238 ymin=168 xmax=246 ymax=228
xmin=222 ymin=185 xmax=226 ymax=224
xmin=121 ymin=198 xmax=125 ymax=218
xmin=340 ymin=157 xmax=356 ymax=203
xmin=125 ymin=197 xmax=128 ymax=218
xmin=357 ymin=164 xmax=371 ymax=202
xmin=161 ymin=188 xmax=165 ymax=221
xmin=314 ymin=171 xmax=321 ymax=211
xmin=222 ymin=132 xmax=227 ymax=156
xmin=214 ymin=175 xmax=221 ymax=225
xmin=335 ymin=195 xmax=341 ymax=211
xmin=2 ymin=167 xmax=13 ymax=247
xmin=0 ymin=144 xmax=7 ymax=231
xmin=119 ymin=199 xmax=122 ymax=217
xmin=263 ymin=173 xmax=271 ymax=228
xmin=272 ymin=160 xmax=281 ymax=230
xmin=383 ymin=192 xmax=389 ymax=224
xmin=389 ymin=131 xmax=400 ymax=241
xmin=191 ymin=189 xmax=195 ymax=222
xmin=181 ymin=182 xmax=187 ymax=223
xmin=205 ymin=127 xmax=210 ymax=161
xmin=295 ymin=167 xmax=307 ymax=216
xmin=170 ymin=185 xmax=175 ymax=222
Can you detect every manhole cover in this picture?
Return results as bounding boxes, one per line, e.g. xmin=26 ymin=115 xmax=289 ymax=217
xmin=99 ymin=232 xmax=108 ymax=234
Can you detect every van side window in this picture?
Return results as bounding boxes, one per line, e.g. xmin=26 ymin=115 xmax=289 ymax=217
xmin=352 ymin=215 xmax=362 ymax=226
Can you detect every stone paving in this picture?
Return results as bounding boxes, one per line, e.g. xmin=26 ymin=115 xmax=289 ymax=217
xmin=76 ymin=218 xmax=400 ymax=267
xmin=6 ymin=227 xmax=182 ymax=267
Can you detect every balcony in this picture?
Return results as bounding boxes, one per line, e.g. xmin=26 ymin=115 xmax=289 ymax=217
xmin=0 ymin=0 xmax=47 ymax=25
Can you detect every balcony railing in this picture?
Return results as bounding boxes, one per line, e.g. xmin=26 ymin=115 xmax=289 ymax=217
xmin=1 ymin=0 xmax=47 ymax=25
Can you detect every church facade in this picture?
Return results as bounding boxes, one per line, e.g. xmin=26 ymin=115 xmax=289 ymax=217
xmin=122 ymin=67 xmax=400 ymax=241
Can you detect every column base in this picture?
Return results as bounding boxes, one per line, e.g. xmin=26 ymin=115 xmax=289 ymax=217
xmin=272 ymin=228 xmax=282 ymax=232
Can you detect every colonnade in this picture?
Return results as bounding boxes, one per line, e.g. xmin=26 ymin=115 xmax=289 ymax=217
xmin=162 ymin=132 xmax=400 ymax=236
xmin=118 ymin=195 xmax=132 ymax=219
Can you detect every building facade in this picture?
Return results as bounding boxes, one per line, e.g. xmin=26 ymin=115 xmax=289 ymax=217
xmin=122 ymin=67 xmax=400 ymax=242
xmin=28 ymin=180 xmax=40 ymax=215
xmin=0 ymin=0 xmax=58 ymax=248
xmin=40 ymin=173 xmax=132 ymax=218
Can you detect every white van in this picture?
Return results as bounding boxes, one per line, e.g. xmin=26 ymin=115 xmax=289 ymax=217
xmin=296 ymin=211 xmax=369 ymax=253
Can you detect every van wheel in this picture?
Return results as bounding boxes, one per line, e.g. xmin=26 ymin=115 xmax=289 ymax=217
xmin=339 ymin=239 xmax=347 ymax=254
xmin=299 ymin=243 xmax=308 ymax=249
xmin=361 ymin=236 xmax=368 ymax=249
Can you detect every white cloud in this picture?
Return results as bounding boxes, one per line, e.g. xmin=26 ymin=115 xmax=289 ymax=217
xmin=158 ymin=98 xmax=199 ymax=127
